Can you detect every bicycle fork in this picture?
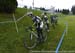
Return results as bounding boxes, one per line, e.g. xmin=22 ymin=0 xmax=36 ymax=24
xmin=30 ymin=33 xmax=33 ymax=40
xmin=30 ymin=31 xmax=38 ymax=40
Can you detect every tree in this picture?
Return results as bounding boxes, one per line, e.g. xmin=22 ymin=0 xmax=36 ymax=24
xmin=71 ymin=5 xmax=75 ymax=14
xmin=0 ymin=0 xmax=18 ymax=13
xmin=61 ymin=9 xmax=69 ymax=14
xmin=40 ymin=7 xmax=45 ymax=11
xmin=55 ymin=9 xmax=60 ymax=13
xmin=24 ymin=5 xmax=27 ymax=8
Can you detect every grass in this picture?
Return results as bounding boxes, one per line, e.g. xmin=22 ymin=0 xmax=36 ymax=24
xmin=14 ymin=8 xmax=28 ymax=19
xmin=0 ymin=8 xmax=27 ymax=22
xmin=0 ymin=13 xmax=13 ymax=22
xmin=0 ymin=8 xmax=67 ymax=53
xmin=60 ymin=15 xmax=75 ymax=51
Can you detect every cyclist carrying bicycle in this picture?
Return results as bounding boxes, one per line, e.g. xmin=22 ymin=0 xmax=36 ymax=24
xmin=27 ymin=12 xmax=44 ymax=42
xmin=41 ymin=12 xmax=50 ymax=32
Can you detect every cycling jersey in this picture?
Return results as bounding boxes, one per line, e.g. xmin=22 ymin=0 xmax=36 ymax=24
xmin=42 ymin=15 xmax=49 ymax=23
xmin=32 ymin=16 xmax=44 ymax=29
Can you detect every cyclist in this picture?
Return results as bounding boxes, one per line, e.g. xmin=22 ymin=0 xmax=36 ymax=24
xmin=27 ymin=12 xmax=44 ymax=42
xmin=50 ymin=13 xmax=58 ymax=28
xmin=54 ymin=14 xmax=58 ymax=25
xmin=41 ymin=12 xmax=50 ymax=32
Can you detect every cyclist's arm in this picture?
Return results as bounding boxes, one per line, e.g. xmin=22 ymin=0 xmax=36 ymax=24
xmin=32 ymin=21 xmax=37 ymax=28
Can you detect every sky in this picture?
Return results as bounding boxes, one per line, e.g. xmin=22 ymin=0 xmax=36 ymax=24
xmin=17 ymin=0 xmax=75 ymax=10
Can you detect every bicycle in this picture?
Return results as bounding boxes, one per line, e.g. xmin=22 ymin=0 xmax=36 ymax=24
xmin=24 ymin=26 xmax=47 ymax=49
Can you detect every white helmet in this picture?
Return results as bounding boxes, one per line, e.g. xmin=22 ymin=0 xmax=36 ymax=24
xmin=27 ymin=12 xmax=33 ymax=16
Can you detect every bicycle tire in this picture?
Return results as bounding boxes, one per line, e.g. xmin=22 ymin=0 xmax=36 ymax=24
xmin=42 ymin=27 xmax=47 ymax=42
xmin=24 ymin=32 xmax=37 ymax=49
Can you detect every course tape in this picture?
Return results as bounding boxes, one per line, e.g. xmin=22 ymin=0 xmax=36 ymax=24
xmin=56 ymin=23 xmax=68 ymax=53
xmin=16 ymin=14 xmax=26 ymax=22
xmin=0 ymin=21 xmax=13 ymax=23
xmin=0 ymin=13 xmax=26 ymax=24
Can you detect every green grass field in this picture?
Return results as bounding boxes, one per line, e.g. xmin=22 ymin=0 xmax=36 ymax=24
xmin=60 ymin=15 xmax=75 ymax=51
xmin=0 ymin=8 xmax=75 ymax=53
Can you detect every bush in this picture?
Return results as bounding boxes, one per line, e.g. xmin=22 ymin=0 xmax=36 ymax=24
xmin=0 ymin=0 xmax=18 ymax=13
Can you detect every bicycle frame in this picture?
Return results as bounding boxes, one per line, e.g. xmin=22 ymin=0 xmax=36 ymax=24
xmin=24 ymin=26 xmax=47 ymax=49
xmin=28 ymin=29 xmax=38 ymax=40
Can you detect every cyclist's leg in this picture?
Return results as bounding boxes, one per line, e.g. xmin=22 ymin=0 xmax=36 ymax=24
xmin=37 ymin=27 xmax=44 ymax=42
xmin=52 ymin=20 xmax=55 ymax=29
xmin=46 ymin=23 xmax=50 ymax=31
xmin=55 ymin=19 xmax=58 ymax=25
xmin=40 ymin=28 xmax=44 ymax=38
xmin=36 ymin=28 xmax=42 ymax=42
xmin=51 ymin=20 xmax=53 ymax=24
xmin=39 ymin=28 xmax=45 ymax=42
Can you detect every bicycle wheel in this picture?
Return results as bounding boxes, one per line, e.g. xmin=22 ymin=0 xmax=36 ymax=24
xmin=42 ymin=28 xmax=47 ymax=42
xmin=24 ymin=29 xmax=37 ymax=49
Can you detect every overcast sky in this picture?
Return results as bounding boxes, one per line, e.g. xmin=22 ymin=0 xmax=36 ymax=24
xmin=17 ymin=0 xmax=75 ymax=10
